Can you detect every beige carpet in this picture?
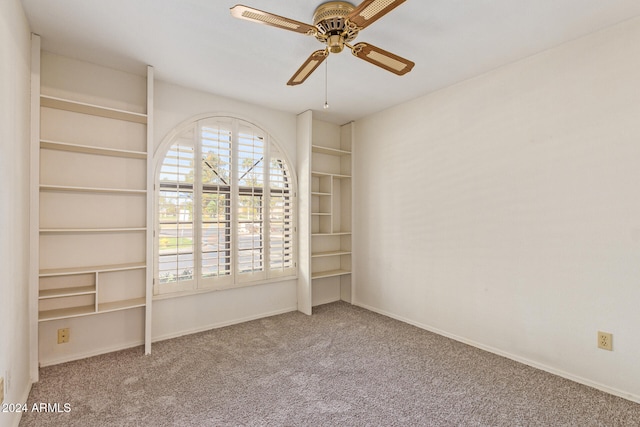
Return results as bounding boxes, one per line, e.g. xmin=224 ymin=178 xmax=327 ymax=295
xmin=20 ymin=302 xmax=640 ymax=426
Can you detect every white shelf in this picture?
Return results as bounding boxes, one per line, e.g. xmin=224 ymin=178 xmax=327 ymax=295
xmin=38 ymin=297 xmax=145 ymax=322
xmin=39 ymin=262 xmax=146 ymax=277
xmin=312 ymin=145 xmax=351 ymax=156
xmin=40 ymin=184 xmax=146 ymax=195
xmin=39 ymin=286 xmax=96 ymax=299
xmin=39 ymin=305 xmax=95 ymax=322
xmin=312 ymin=171 xmax=351 ymax=179
xmin=312 ymin=231 xmax=352 ymax=236
xmin=40 ymin=227 xmax=146 ymax=234
xmin=312 ymin=269 xmax=352 ymax=279
xmin=312 ymin=250 xmax=351 ymax=258
xmin=312 ymin=212 xmax=331 ymax=216
xmin=40 ymin=95 xmax=147 ymax=124
xmin=41 ymin=139 xmax=147 ymax=159
xmin=98 ymin=298 xmax=146 ymax=313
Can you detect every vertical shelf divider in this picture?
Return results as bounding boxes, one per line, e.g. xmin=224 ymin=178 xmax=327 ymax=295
xmin=29 ymin=33 xmax=42 ymax=382
xmin=94 ymin=271 xmax=100 ymax=312
xmin=296 ymin=110 xmax=313 ymax=315
xmin=145 ymin=65 xmax=154 ymax=355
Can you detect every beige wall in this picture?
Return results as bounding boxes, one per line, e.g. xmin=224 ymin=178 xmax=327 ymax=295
xmin=0 ymin=1 xmax=33 ymax=426
xmin=353 ymin=16 xmax=640 ymax=401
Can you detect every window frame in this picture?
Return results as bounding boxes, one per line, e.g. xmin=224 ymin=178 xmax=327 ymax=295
xmin=154 ymin=115 xmax=297 ymax=297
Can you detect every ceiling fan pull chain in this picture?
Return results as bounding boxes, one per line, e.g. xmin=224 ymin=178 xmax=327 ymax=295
xmin=324 ymin=56 xmax=330 ymax=109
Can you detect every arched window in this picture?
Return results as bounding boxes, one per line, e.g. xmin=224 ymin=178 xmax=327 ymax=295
xmin=155 ymin=116 xmax=296 ymax=295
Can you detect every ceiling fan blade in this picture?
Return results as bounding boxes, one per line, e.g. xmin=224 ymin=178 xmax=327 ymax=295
xmin=347 ymin=0 xmax=406 ymax=30
xmin=287 ymin=50 xmax=328 ymax=86
xmin=350 ymin=42 xmax=414 ymax=75
xmin=230 ymin=5 xmax=317 ymax=36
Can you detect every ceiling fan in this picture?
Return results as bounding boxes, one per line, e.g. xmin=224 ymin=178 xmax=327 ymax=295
xmin=230 ymin=1 xmax=415 ymax=86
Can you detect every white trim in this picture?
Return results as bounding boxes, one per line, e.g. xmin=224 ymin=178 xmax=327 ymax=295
xmin=151 ymin=306 xmax=297 ymax=343
xmin=354 ymin=301 xmax=640 ymax=404
xmin=348 ymin=121 xmax=356 ymax=304
xmin=145 ymin=65 xmax=154 ymax=355
xmin=29 ymin=33 xmax=41 ymax=383
xmin=312 ymin=295 xmax=341 ymax=307
xmin=295 ymin=110 xmax=313 ymax=315
xmin=38 ymin=340 xmax=145 ymax=368
xmin=7 ymin=381 xmax=33 ymax=427
xmin=152 ymin=276 xmax=298 ymax=301
xmin=39 ymin=305 xmax=297 ymax=366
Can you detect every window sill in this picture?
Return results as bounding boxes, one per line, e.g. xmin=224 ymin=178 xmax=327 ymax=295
xmin=152 ymin=275 xmax=298 ymax=301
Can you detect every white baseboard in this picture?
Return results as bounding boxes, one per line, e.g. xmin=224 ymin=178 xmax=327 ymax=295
xmin=38 ymin=307 xmax=298 ymax=367
xmin=39 ymin=340 xmax=144 ymax=368
xmin=152 ymin=306 xmax=298 ymax=343
xmin=312 ymin=296 xmax=341 ymax=308
xmin=354 ymin=301 xmax=640 ymax=405
xmin=7 ymin=381 xmax=33 ymax=427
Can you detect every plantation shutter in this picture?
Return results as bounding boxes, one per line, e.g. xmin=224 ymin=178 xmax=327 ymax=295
xmin=157 ymin=127 xmax=196 ymax=294
xmin=268 ymin=144 xmax=296 ymax=277
xmin=155 ymin=116 xmax=296 ymax=296
xmin=200 ymin=119 xmax=233 ymax=287
xmin=236 ymin=122 xmax=266 ymax=282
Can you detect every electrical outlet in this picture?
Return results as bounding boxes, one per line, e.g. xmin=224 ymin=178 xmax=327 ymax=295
xmin=58 ymin=328 xmax=70 ymax=344
xmin=598 ymin=331 xmax=612 ymax=351
xmin=0 ymin=376 xmax=4 ymax=404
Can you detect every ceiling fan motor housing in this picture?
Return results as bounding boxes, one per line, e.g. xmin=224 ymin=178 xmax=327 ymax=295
xmin=313 ymin=1 xmax=359 ymax=53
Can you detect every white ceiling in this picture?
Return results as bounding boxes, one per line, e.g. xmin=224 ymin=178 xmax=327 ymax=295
xmin=20 ymin=0 xmax=640 ymax=124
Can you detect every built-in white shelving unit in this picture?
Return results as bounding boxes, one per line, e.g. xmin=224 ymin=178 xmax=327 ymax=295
xmin=32 ymin=52 xmax=154 ymax=361
xmin=297 ymin=111 xmax=353 ymax=314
